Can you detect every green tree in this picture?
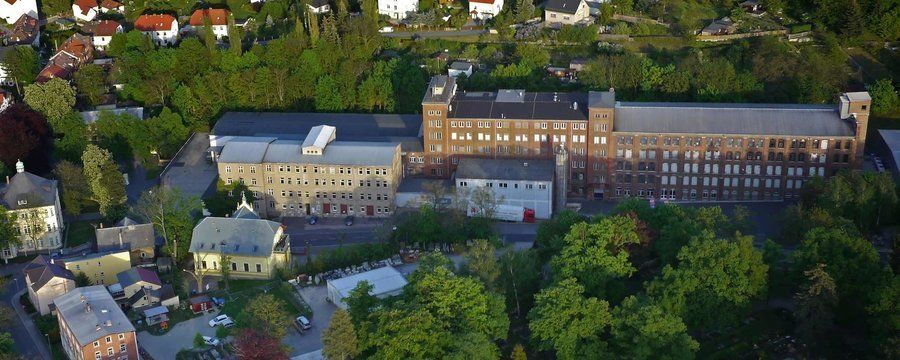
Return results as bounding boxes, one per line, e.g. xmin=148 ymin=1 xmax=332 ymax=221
xmin=40 ymin=0 xmax=70 ymax=16
xmin=499 ymin=249 xmax=541 ymax=318
xmin=534 ymin=210 xmax=585 ymax=259
xmin=244 ymin=294 xmax=291 ymax=340
xmin=193 ymin=332 xmax=205 ymax=348
xmin=81 ymin=145 xmax=126 ymax=219
xmin=464 ymin=239 xmax=500 ymax=289
xmin=322 ymin=309 xmax=359 ymax=360
xmin=528 ymin=278 xmax=611 ymax=360
xmin=510 ymin=344 xmax=527 ymax=360
xmin=204 ymin=180 xmax=256 ymax=217
xmin=0 ymin=332 xmax=13 ymax=355
xmin=514 ymin=0 xmax=535 ymax=22
xmin=314 ymin=75 xmax=344 ymax=111
xmin=53 ymin=161 xmax=92 ymax=216
xmin=364 ymin=308 xmax=449 ymax=359
xmin=306 ymin=9 xmax=320 ymax=47
xmin=551 ymin=218 xmax=638 ymax=297
xmin=446 ymin=332 xmax=500 ymax=360
xmin=410 ymin=267 xmax=509 ymax=340
xmin=609 ymin=296 xmax=698 ymax=359
xmin=133 ymin=186 xmax=201 ymax=265
xmin=0 ymin=206 xmax=19 ymax=257
xmin=869 ymin=78 xmax=898 ymax=115
xmin=23 ymin=79 xmax=76 ymax=123
xmin=867 ymin=276 xmax=900 ymax=359
xmin=794 ymin=263 xmax=837 ymax=351
xmin=74 ymin=272 xmax=92 ymax=286
xmin=344 ymin=280 xmax=378 ymax=325
xmin=50 ymin=113 xmax=88 ymax=163
xmin=73 ymin=64 xmax=108 ymax=107
xmin=647 ymin=234 xmax=768 ymax=330
xmin=2 ymin=46 xmax=40 ymax=85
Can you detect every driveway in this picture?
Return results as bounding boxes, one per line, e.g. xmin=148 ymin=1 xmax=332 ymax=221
xmin=137 ymin=311 xmax=221 ymax=360
xmin=284 ymin=286 xmax=336 ymax=356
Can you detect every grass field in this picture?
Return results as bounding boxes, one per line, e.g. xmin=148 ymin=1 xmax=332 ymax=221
xmin=65 ymin=221 xmax=96 ymax=248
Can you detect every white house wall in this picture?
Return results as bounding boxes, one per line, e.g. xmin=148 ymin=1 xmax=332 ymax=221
xmin=456 ymin=178 xmax=553 ymax=219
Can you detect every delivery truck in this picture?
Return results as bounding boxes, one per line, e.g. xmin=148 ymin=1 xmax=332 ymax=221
xmin=467 ymin=204 xmax=536 ymax=223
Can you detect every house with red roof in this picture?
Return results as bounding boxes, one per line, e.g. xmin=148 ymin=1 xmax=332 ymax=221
xmin=99 ymin=0 xmax=124 ymax=13
xmin=4 ymin=13 xmax=39 ymax=46
xmin=469 ymin=0 xmax=503 ymax=20
xmin=135 ymin=14 xmax=179 ymax=46
xmin=36 ymin=33 xmax=94 ymax=83
xmin=188 ymin=9 xmax=231 ymax=39
xmin=0 ymin=0 xmax=37 ymax=24
xmin=72 ymin=0 xmax=98 ymax=22
xmin=83 ymin=20 xmax=123 ymax=50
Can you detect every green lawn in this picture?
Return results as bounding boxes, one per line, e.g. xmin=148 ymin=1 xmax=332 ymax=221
xmin=214 ymin=279 xmax=310 ymax=331
xmin=65 ymin=221 xmax=96 ymax=248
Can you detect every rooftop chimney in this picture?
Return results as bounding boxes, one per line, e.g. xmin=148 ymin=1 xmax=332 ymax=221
xmin=573 ymin=102 xmax=578 ymax=110
xmin=15 ymin=159 xmax=24 ymax=173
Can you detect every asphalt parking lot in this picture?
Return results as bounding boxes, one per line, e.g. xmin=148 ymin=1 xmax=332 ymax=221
xmin=284 ymin=285 xmax=336 ymax=356
xmin=160 ymin=132 xmax=218 ymax=199
xmin=137 ymin=311 xmax=221 ymax=360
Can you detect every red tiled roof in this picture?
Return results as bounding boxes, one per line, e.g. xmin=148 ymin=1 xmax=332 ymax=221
xmin=74 ymin=0 xmax=99 ymax=15
xmin=36 ymin=64 xmax=72 ymax=83
xmin=58 ymin=34 xmax=93 ymax=61
xmin=469 ymin=0 xmax=497 ymax=4
xmin=93 ymin=20 xmax=121 ymax=36
xmin=99 ymin=0 xmax=122 ymax=9
xmin=189 ymin=9 xmax=230 ymax=26
xmin=4 ymin=0 xmax=18 ymax=4
xmin=134 ymin=14 xmax=176 ymax=32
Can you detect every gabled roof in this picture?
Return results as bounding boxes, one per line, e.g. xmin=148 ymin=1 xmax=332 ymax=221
xmin=134 ymin=14 xmax=177 ymax=32
xmin=36 ymin=63 xmax=72 ymax=83
xmin=23 ymin=255 xmax=75 ymax=292
xmin=0 ymin=170 xmax=58 ymax=211
xmin=74 ymin=0 xmax=99 ymax=14
xmin=190 ymin=216 xmax=283 ymax=257
xmin=189 ymin=8 xmax=230 ymax=26
xmin=57 ymin=33 xmax=93 ymax=62
xmin=90 ymin=20 xmax=122 ymax=37
xmin=7 ymin=14 xmax=39 ymax=45
xmin=116 ymin=267 xmax=162 ymax=288
xmin=99 ymin=0 xmax=122 ymax=9
xmin=309 ymin=0 xmax=330 ymax=8
xmin=95 ymin=217 xmax=155 ymax=253
xmin=545 ymin=0 xmax=584 ymax=14
xmin=54 ymin=286 xmax=135 ymax=347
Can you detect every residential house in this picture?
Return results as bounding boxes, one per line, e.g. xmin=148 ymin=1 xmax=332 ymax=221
xmin=55 ymin=286 xmax=139 ymax=360
xmin=128 ymin=284 xmax=177 ymax=311
xmin=469 ymin=0 xmax=503 ymax=20
xmin=448 ymin=61 xmax=473 ymax=78
xmin=0 ymin=160 xmax=64 ymax=260
xmin=60 ymin=250 xmax=131 ymax=285
xmin=4 ymin=14 xmax=39 ymax=46
xmin=142 ymin=305 xmax=168 ymax=326
xmin=701 ymin=17 xmax=736 ymax=35
xmin=378 ymin=0 xmax=417 ymax=20
xmin=307 ymin=0 xmax=331 ymax=14
xmin=0 ymin=0 xmax=37 ymax=24
xmin=72 ymin=0 xmax=99 ymax=22
xmin=116 ymin=267 xmax=162 ymax=299
xmin=544 ymin=0 xmax=591 ymax=26
xmin=23 ymin=255 xmax=75 ymax=315
xmin=36 ymin=33 xmax=94 ymax=83
xmin=135 ymin=14 xmax=179 ymax=46
xmin=189 ymin=9 xmax=231 ymax=39
xmin=188 ymin=294 xmax=213 ymax=314
xmin=83 ymin=20 xmax=123 ymax=50
xmin=739 ymin=0 xmax=765 ymax=15
xmin=95 ymin=217 xmax=155 ymax=266
xmin=98 ymin=0 xmax=124 ymax=14
xmin=189 ymin=196 xmax=290 ymax=280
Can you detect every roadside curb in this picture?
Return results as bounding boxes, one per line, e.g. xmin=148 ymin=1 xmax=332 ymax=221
xmin=9 ymin=289 xmax=51 ymax=360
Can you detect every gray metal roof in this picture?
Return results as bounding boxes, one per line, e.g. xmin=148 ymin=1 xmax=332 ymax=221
xmin=23 ymin=255 xmax=74 ymax=292
xmin=614 ymin=102 xmax=855 ymax=137
xmin=545 ymin=0 xmax=583 ymax=14
xmin=449 ymin=91 xmax=588 ymax=120
xmin=95 ymin=217 xmax=155 ymax=253
xmin=190 ymin=216 xmax=283 ymax=257
xmin=422 ymin=75 xmax=456 ymax=104
xmin=116 ymin=267 xmax=162 ymax=288
xmin=212 ymin=112 xmax=423 ymax=152
xmin=878 ymin=130 xmax=900 ymax=174
xmin=449 ymin=61 xmax=472 ymax=71
xmin=456 ymin=158 xmax=555 ymax=182
xmin=0 ymin=171 xmax=58 ymax=210
xmin=218 ymin=138 xmax=400 ymax=167
xmin=54 ymin=286 xmax=135 ymax=347
xmin=588 ymin=91 xmax=616 ymax=108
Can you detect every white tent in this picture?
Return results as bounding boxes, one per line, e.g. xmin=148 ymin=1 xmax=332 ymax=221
xmin=326 ymin=266 xmax=408 ymax=309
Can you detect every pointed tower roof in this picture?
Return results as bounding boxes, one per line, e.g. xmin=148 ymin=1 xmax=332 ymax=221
xmin=232 ymin=191 xmax=259 ymax=219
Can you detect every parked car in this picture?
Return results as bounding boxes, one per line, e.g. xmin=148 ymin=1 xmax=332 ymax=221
xmin=378 ymin=26 xmax=393 ymax=33
xmin=344 ymin=216 xmax=354 ymax=226
xmin=208 ymin=314 xmax=232 ymax=327
xmin=220 ymin=318 xmax=235 ymax=328
xmin=294 ymin=315 xmax=312 ymax=333
xmin=308 ymin=215 xmax=318 ymax=225
xmin=202 ymin=336 xmax=220 ymax=346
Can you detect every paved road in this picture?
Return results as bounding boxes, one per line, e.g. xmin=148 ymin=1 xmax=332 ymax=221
xmin=284 ymin=286 xmax=335 ymax=356
xmin=0 ymin=263 xmax=48 ymax=360
xmin=381 ymin=29 xmax=485 ymax=38
xmin=137 ymin=311 xmax=221 ymax=360
xmin=161 ymin=132 xmax=218 ymax=200
xmin=126 ymin=160 xmax=159 ymax=203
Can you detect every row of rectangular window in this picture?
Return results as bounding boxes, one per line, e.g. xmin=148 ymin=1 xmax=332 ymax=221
xmin=225 ymin=165 xmax=388 ymax=175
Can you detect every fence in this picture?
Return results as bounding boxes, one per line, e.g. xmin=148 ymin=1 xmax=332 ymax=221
xmin=697 ymin=29 xmax=788 ymax=42
xmin=612 ymin=14 xmax=671 ymax=28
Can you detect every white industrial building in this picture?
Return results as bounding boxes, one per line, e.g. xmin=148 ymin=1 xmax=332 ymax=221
xmin=455 ymin=158 xmax=554 ymax=219
xmin=326 ymin=266 xmax=408 ymax=309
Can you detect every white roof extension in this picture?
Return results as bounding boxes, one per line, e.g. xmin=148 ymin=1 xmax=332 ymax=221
xmin=302 ymin=125 xmax=336 ymax=155
xmin=327 ymin=266 xmax=408 ymax=300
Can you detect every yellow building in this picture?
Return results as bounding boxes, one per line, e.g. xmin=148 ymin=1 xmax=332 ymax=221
xmin=61 ymin=250 xmax=131 ymax=285
xmin=189 ymin=196 xmax=290 ymax=280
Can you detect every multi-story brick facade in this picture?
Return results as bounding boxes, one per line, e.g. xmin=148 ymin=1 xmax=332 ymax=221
xmin=216 ymin=125 xmax=403 ymax=218
xmin=55 ymin=286 xmax=139 ymax=360
xmin=423 ymin=75 xmax=871 ymax=201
